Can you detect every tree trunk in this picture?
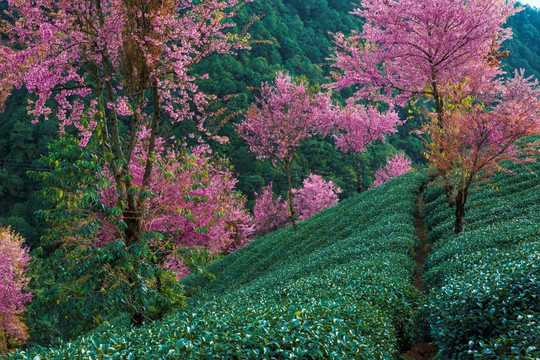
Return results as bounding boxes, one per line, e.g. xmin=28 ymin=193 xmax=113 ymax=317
xmin=445 ymin=184 xmax=455 ymax=208
xmin=140 ymin=82 xmax=161 ymax=192
xmin=127 ymin=271 xmax=145 ymax=326
xmin=432 ymin=78 xmax=458 ymax=210
xmin=124 ymin=207 xmax=144 ymax=326
xmin=454 ymin=188 xmax=468 ymax=233
xmin=354 ymin=152 xmax=363 ymax=193
xmin=285 ymin=161 xmax=297 ymax=232
xmin=454 ymin=201 xmax=465 ymax=233
xmin=124 ymin=208 xmax=141 ymax=245
xmin=154 ymin=257 xmax=165 ymax=321
xmin=130 ymin=312 xmax=144 ymax=327
xmin=431 ymin=81 xmax=445 ymax=127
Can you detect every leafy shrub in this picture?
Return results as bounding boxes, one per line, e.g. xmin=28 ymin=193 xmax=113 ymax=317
xmin=427 ymin=243 xmax=540 ymax=359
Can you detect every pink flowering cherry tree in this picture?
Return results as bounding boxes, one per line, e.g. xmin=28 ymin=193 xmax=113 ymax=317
xmin=252 ymin=182 xmax=290 ymax=237
xmin=329 ymin=0 xmax=521 ymax=205
xmin=329 ymin=0 xmax=519 ymax=120
xmin=293 ymin=174 xmax=341 ymax=220
xmin=0 ymin=227 xmax=32 ymax=352
xmin=321 ymin=100 xmax=403 ymax=192
xmin=423 ymin=70 xmax=540 ymax=233
xmin=237 ymin=71 xmax=334 ymax=231
xmin=372 ymin=153 xmax=413 ymax=188
xmin=0 ymin=0 xmax=252 ymax=325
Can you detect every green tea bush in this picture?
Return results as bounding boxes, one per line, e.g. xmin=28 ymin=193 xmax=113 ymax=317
xmin=10 ymin=172 xmax=430 ymax=359
xmin=423 ymin=160 xmax=540 ymax=359
xmin=427 ymin=243 xmax=540 ymax=359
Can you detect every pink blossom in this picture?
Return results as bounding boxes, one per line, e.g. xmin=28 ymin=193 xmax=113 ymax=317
xmin=237 ymin=71 xmax=334 ymax=166
xmin=329 ymin=0 xmax=519 ymax=106
xmin=253 ymin=182 xmax=290 ymax=236
xmin=324 ymin=101 xmax=403 ymax=154
xmin=0 ymin=227 xmax=32 ymax=345
xmin=116 ymin=96 xmax=133 ymax=116
xmin=372 ymin=153 xmax=413 ymax=188
xmin=293 ymin=174 xmax=341 ymax=220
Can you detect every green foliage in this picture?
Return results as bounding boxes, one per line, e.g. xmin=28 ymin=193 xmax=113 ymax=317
xmin=23 ymin=136 xmax=186 ymax=341
xmin=11 ymin=171 xmax=430 ymax=359
xmin=423 ymin=157 xmax=540 ymax=359
xmin=504 ymin=5 xmax=540 ymax=80
xmin=0 ymin=89 xmax=56 ymax=249
xmin=427 ymin=245 xmax=540 ymax=359
xmin=28 ymin=236 xmax=186 ymax=340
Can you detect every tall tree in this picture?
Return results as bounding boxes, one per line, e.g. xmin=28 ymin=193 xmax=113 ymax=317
xmin=237 ymin=71 xmax=333 ymax=230
xmin=321 ymin=101 xmax=402 ymax=192
xmin=329 ymin=0 xmax=519 ymax=120
xmin=423 ymin=70 xmax=540 ymax=233
xmin=0 ymin=0 xmax=251 ymax=326
xmin=329 ymin=0 xmax=521 ymax=205
xmin=30 ymin=130 xmax=253 ymax=335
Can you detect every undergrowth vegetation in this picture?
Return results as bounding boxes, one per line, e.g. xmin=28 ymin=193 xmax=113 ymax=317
xmin=11 ymin=172 xmax=429 ymax=359
xmin=423 ymin=158 xmax=540 ymax=359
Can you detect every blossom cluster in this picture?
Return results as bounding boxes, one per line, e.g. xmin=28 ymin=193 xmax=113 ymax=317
xmin=372 ymin=153 xmax=413 ymax=188
xmin=0 ymin=227 xmax=32 ymax=346
xmin=253 ymin=175 xmax=341 ymax=235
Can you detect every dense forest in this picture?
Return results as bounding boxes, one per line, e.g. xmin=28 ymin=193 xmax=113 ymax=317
xmin=0 ymin=0 xmax=540 ymax=357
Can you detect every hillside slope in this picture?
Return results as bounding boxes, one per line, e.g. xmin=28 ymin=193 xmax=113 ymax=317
xmin=423 ymin=154 xmax=540 ymax=359
xmin=12 ymin=171 xmax=430 ymax=359
xmin=9 ymin=153 xmax=540 ymax=359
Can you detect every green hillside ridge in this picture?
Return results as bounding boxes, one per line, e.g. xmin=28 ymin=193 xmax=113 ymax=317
xmin=8 ymin=155 xmax=540 ymax=359
xmin=11 ymin=171 xmax=430 ymax=359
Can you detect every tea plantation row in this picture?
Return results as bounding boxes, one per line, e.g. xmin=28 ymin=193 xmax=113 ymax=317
xmin=12 ymin=172 xmax=429 ymax=359
xmin=423 ymin=161 xmax=540 ymax=359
